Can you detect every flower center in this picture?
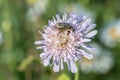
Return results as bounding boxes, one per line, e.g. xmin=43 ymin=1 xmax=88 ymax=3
xmin=53 ymin=23 xmax=73 ymax=49
xmin=58 ymin=29 xmax=71 ymax=48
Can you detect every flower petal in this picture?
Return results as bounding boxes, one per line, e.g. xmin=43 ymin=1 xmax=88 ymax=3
xmin=85 ymin=24 xmax=96 ymax=33
xmin=83 ymin=52 xmax=93 ymax=60
xmin=53 ymin=64 xmax=60 ymax=72
xmin=56 ymin=14 xmax=61 ymax=21
xmin=40 ymin=52 xmax=49 ymax=59
xmin=66 ymin=60 xmax=71 ymax=71
xmin=86 ymin=30 xmax=97 ymax=38
xmin=82 ymin=18 xmax=91 ymax=28
xmin=36 ymin=46 xmax=44 ymax=49
xmin=40 ymin=53 xmax=52 ymax=66
xmin=81 ymin=44 xmax=93 ymax=51
xmin=61 ymin=59 xmax=64 ymax=70
xmin=43 ymin=59 xmax=49 ymax=66
xmin=34 ymin=41 xmax=44 ymax=45
xmin=81 ymin=38 xmax=91 ymax=42
xmin=70 ymin=60 xmax=77 ymax=73
xmin=62 ymin=13 xmax=67 ymax=21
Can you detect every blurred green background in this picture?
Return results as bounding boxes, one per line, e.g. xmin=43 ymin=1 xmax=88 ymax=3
xmin=0 ymin=0 xmax=120 ymax=80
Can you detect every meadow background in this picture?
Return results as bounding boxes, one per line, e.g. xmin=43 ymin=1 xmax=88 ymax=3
xmin=0 ymin=0 xmax=120 ymax=80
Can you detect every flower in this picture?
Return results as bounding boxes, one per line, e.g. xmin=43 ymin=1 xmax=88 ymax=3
xmin=80 ymin=42 xmax=113 ymax=74
xmin=27 ymin=0 xmax=49 ymax=21
xmin=35 ymin=13 xmax=97 ymax=73
xmin=99 ymin=20 xmax=120 ymax=48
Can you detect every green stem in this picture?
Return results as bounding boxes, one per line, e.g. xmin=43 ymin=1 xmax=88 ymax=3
xmin=74 ymin=70 xmax=79 ymax=80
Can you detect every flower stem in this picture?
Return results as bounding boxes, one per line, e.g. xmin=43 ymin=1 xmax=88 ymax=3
xmin=74 ymin=71 xmax=79 ymax=80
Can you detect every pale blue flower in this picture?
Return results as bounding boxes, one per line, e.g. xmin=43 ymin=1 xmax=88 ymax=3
xmin=35 ymin=13 xmax=97 ymax=73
